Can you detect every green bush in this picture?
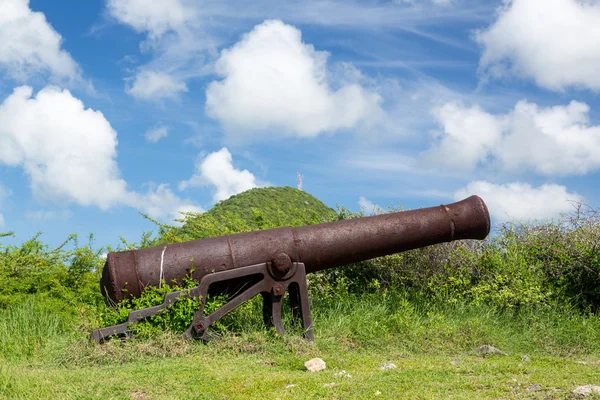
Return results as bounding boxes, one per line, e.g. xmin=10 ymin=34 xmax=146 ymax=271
xmin=0 ymin=233 xmax=104 ymax=311
xmin=303 ymin=202 xmax=600 ymax=311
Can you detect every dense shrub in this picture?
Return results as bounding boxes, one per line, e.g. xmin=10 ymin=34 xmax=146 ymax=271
xmin=303 ymin=203 xmax=600 ymax=310
xmin=0 ymin=233 xmax=104 ymax=313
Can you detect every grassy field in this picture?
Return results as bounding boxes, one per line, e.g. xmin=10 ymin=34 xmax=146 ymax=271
xmin=4 ymin=345 xmax=600 ymax=399
xmin=3 ymin=293 xmax=600 ymax=399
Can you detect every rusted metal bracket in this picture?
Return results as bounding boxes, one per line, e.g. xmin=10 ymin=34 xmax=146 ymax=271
xmin=91 ymin=261 xmax=313 ymax=343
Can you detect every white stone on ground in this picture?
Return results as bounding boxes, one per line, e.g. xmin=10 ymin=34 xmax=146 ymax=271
xmin=573 ymin=385 xmax=600 ymax=396
xmin=380 ymin=363 xmax=397 ymax=370
xmin=304 ymin=358 xmax=326 ymax=372
xmin=477 ymin=345 xmax=507 ymax=356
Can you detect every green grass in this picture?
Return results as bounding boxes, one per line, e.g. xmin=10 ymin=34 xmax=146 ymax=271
xmin=3 ymin=292 xmax=600 ymax=399
xmin=0 ymin=297 xmax=72 ymax=361
xmin=4 ymin=349 xmax=600 ymax=399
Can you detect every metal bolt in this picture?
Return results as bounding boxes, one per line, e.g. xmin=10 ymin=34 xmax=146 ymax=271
xmin=271 ymin=252 xmax=292 ymax=275
xmin=273 ymin=285 xmax=285 ymax=296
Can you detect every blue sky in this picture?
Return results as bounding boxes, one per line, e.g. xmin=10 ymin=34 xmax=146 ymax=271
xmin=1 ymin=0 xmax=599 ymax=248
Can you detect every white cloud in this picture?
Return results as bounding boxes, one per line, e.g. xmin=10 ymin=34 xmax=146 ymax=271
xmin=131 ymin=184 xmax=203 ymax=221
xmin=25 ymin=209 xmax=73 ymax=222
xmin=144 ymin=125 xmax=169 ymax=143
xmin=107 ymin=0 xmax=195 ymax=39
xmin=0 ymin=183 xmax=10 ymax=229
xmin=0 ymin=86 xmax=128 ymax=208
xmin=126 ymin=70 xmax=188 ymax=101
xmin=454 ymin=181 xmax=582 ymax=222
xmin=0 ymin=0 xmax=79 ymax=82
xmin=205 ymin=20 xmax=383 ymax=139
xmin=475 ymin=0 xmax=600 ymax=91
xmin=179 ymin=148 xmax=259 ymax=203
xmin=108 ymin=1 xmax=487 ymax=103
xmin=358 ymin=196 xmax=383 ymax=215
xmin=0 ymin=184 xmax=9 ymax=201
xmin=0 ymin=86 xmax=199 ymax=221
xmin=425 ymin=101 xmax=502 ymax=171
xmin=107 ymin=0 xmax=206 ymax=101
xmin=427 ymin=100 xmax=600 ymax=176
xmin=395 ymin=0 xmax=453 ymax=5
xmin=201 ymin=1 xmax=484 ymax=33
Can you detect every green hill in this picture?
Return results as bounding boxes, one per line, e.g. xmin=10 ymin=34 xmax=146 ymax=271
xmin=159 ymin=186 xmax=337 ymax=243
xmin=206 ymin=186 xmax=337 ymax=227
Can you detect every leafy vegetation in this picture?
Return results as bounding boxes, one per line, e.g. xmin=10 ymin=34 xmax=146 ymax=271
xmin=154 ymin=186 xmax=337 ymax=244
xmin=1 ymin=187 xmax=600 ymax=398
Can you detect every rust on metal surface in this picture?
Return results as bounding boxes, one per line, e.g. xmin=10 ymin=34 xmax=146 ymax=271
xmin=92 ymin=262 xmax=314 ymax=343
xmin=93 ymin=195 xmax=490 ymax=343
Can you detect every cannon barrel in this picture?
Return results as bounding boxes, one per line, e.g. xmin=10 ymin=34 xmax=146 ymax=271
xmin=101 ymin=195 xmax=490 ymax=303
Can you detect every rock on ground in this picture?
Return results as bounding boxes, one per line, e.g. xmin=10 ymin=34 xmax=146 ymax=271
xmin=526 ymin=384 xmax=541 ymax=392
xmin=380 ymin=363 xmax=397 ymax=370
xmin=304 ymin=358 xmax=326 ymax=372
xmin=573 ymin=385 xmax=600 ymax=396
xmin=477 ymin=345 xmax=507 ymax=357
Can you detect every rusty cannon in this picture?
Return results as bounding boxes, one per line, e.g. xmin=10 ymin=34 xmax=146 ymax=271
xmin=92 ymin=195 xmax=490 ymax=343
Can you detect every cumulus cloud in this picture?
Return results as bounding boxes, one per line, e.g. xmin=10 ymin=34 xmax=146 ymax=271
xmin=107 ymin=0 xmax=195 ymax=40
xmin=179 ymin=148 xmax=259 ymax=203
xmin=205 ymin=20 xmax=383 ymax=138
xmin=0 ymin=0 xmax=79 ymax=82
xmin=131 ymin=184 xmax=203 ymax=221
xmin=126 ymin=70 xmax=188 ymax=101
xmin=107 ymin=0 xmax=205 ymax=101
xmin=358 ymin=196 xmax=383 ymax=215
xmin=144 ymin=125 xmax=169 ymax=143
xmin=455 ymin=181 xmax=582 ymax=222
xmin=475 ymin=0 xmax=600 ymax=91
xmin=0 ymin=86 xmax=199 ymax=221
xmin=0 ymin=86 xmax=128 ymax=208
xmin=427 ymin=100 xmax=600 ymax=176
xmin=425 ymin=102 xmax=502 ymax=171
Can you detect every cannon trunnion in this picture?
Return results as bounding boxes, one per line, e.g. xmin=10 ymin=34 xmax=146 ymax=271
xmin=92 ymin=195 xmax=490 ymax=343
